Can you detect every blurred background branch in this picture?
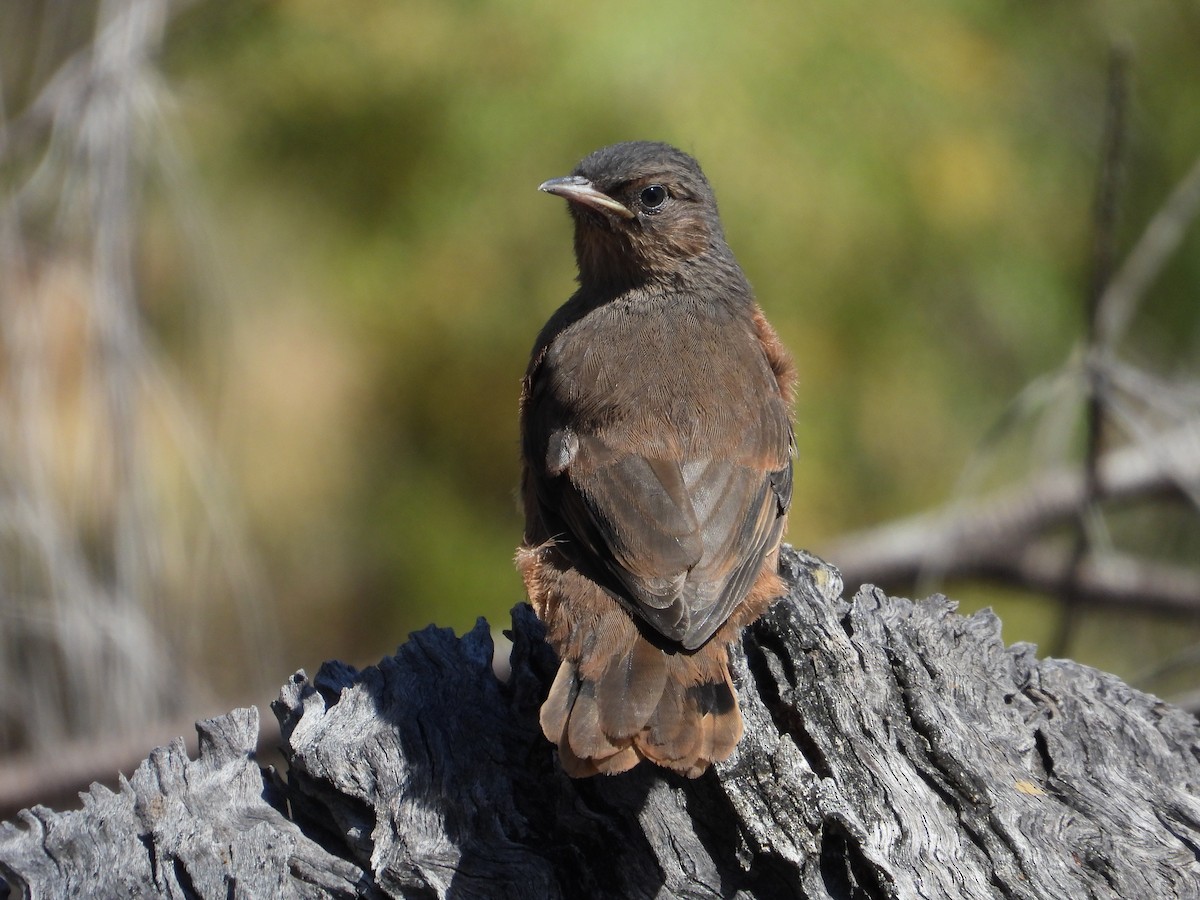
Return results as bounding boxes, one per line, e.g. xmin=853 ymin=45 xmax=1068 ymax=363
xmin=0 ymin=0 xmax=275 ymax=805
xmin=1 ymin=0 xmax=1198 ymax=817
xmin=830 ymin=419 xmax=1200 ymax=612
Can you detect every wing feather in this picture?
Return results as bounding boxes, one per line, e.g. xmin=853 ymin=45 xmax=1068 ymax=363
xmin=535 ymin=424 xmax=792 ymax=647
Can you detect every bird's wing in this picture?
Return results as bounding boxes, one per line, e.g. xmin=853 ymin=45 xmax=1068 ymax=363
xmin=534 ymin=424 xmax=793 ymax=650
xmin=668 ymin=450 xmax=792 ymax=648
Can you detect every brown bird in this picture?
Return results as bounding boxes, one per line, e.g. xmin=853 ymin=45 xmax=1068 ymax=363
xmin=517 ymin=141 xmax=795 ymax=778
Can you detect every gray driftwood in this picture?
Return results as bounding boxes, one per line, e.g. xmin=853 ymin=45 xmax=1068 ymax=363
xmin=2 ymin=547 xmax=1199 ymax=899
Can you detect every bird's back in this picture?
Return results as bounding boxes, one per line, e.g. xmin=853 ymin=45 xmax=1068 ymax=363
xmin=522 ymin=284 xmax=792 ymax=649
xmin=529 ymin=287 xmax=788 ymax=462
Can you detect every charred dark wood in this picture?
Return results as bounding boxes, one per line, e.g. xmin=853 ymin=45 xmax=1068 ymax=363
xmin=3 ymin=547 xmax=1199 ymax=898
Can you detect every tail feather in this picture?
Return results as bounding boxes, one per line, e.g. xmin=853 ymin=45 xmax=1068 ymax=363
xmin=525 ymin=554 xmax=759 ymax=778
xmin=687 ymin=676 xmax=743 ymax=774
xmin=567 ymin=679 xmax=625 ymax=760
xmin=708 ymin=685 xmax=744 ymax=759
xmin=541 ymin=636 xmax=744 ymax=778
xmin=594 ymin=637 xmax=668 ymax=739
xmin=643 ymin=677 xmax=700 ymax=762
xmin=559 ymin=730 xmax=639 ymax=777
xmin=539 ymin=659 xmax=578 ymax=747
xmin=690 ymin=714 xmax=717 ymax=779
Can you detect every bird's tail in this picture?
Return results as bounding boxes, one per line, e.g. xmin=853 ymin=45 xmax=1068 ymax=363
xmin=539 ymin=634 xmax=743 ymax=778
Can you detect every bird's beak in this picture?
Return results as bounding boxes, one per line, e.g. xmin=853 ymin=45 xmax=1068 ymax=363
xmin=538 ymin=175 xmax=635 ymax=220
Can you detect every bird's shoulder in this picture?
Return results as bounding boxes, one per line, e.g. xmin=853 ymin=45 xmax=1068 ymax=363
xmin=532 ymin=286 xmax=753 ymax=376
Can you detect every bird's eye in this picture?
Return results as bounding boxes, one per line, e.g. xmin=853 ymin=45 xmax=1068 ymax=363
xmin=639 ymin=184 xmax=668 ymax=210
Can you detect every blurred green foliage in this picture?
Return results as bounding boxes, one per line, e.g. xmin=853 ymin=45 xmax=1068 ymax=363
xmin=155 ymin=1 xmax=1199 ymax=677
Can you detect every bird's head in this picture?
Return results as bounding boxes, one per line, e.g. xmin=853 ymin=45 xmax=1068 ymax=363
xmin=540 ymin=141 xmax=730 ymax=290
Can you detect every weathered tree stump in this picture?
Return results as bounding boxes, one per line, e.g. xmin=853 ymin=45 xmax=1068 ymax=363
xmin=2 ymin=547 xmax=1199 ymax=898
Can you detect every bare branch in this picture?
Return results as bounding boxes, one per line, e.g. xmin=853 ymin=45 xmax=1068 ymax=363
xmin=1097 ymin=152 xmax=1200 ymax=350
xmin=975 ymin=546 xmax=1200 ymax=616
xmin=1055 ymin=46 xmax=1130 ymax=655
xmin=824 ymin=421 xmax=1200 ymax=597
